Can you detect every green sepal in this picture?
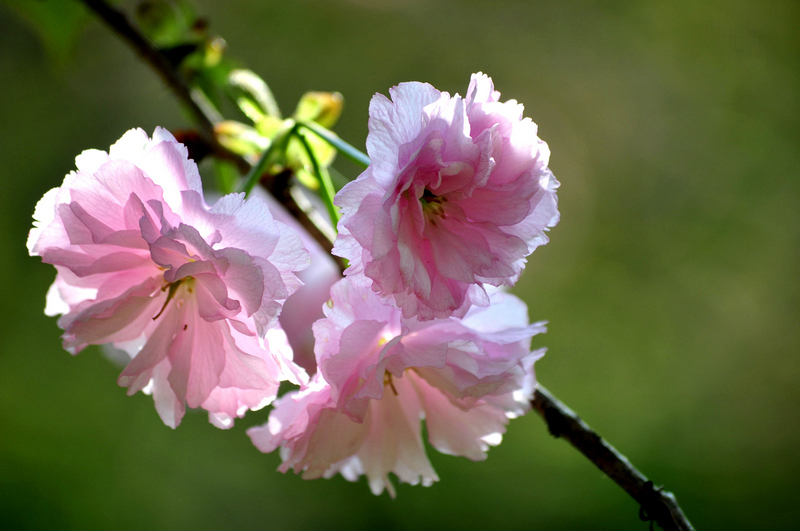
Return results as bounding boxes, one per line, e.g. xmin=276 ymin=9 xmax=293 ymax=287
xmin=293 ymin=91 xmax=343 ymax=129
xmin=255 ymin=115 xmax=287 ymax=139
xmin=215 ymin=120 xmax=269 ymax=157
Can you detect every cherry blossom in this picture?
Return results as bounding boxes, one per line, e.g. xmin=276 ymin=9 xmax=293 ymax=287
xmin=28 ymin=128 xmax=309 ymax=427
xmin=334 ymin=73 xmax=559 ymax=320
xmin=248 ymin=279 xmax=545 ymax=495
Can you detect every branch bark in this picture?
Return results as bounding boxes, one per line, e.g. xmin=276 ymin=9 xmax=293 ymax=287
xmin=80 ymin=0 xmax=341 ymax=264
xmin=531 ymin=386 xmax=695 ymax=531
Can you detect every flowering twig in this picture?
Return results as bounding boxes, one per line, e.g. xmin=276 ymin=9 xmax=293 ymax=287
xmin=80 ymin=1 xmax=693 ymax=526
xmin=531 ymin=386 xmax=695 ymax=531
xmin=79 ymin=0 xmax=339 ymax=259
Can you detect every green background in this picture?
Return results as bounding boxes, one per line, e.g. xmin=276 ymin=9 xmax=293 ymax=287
xmin=1 ymin=1 xmax=798 ymax=529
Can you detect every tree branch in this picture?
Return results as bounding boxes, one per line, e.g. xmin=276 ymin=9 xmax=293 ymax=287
xmin=531 ymin=385 xmax=695 ymax=531
xmin=80 ymin=0 xmax=341 ymax=265
xmin=81 ymin=0 xmax=214 ymax=140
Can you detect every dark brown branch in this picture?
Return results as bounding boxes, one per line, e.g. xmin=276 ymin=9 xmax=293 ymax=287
xmin=531 ymin=385 xmax=695 ymax=531
xmin=81 ymin=0 xmax=214 ymax=140
xmin=80 ymin=0 xmax=341 ymax=262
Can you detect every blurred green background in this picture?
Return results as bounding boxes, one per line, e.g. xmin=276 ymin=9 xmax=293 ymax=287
xmin=1 ymin=0 xmax=798 ymax=529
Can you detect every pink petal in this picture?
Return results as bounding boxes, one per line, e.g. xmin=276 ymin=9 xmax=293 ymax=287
xmin=412 ymin=374 xmax=509 ymax=461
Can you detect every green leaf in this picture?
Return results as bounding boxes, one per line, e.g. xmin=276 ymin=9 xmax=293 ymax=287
xmin=238 ymin=122 xmax=297 ymax=196
xmin=281 ymin=93 xmax=346 ymax=180
xmin=254 ymin=115 xmax=287 ymax=139
xmin=228 ymin=69 xmax=281 ymax=121
xmin=286 ymin=131 xmax=336 ymax=171
xmin=5 ymin=0 xmax=89 ymax=66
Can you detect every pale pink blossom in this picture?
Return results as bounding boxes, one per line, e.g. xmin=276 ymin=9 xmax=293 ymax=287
xmin=333 ymin=73 xmax=559 ymax=320
xmin=247 ymin=278 xmax=545 ymax=496
xmin=28 ymin=127 xmax=309 ymax=428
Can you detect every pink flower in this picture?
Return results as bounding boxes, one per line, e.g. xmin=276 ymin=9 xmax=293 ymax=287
xmin=28 ymin=128 xmax=309 ymax=428
xmin=247 ymin=278 xmax=545 ymax=496
xmin=333 ymin=73 xmax=559 ymax=320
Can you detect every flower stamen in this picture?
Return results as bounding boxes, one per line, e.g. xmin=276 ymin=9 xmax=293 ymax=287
xmin=384 ymin=372 xmax=399 ymax=396
xmin=420 ymin=189 xmax=447 ymax=224
xmin=152 ymin=277 xmax=193 ymax=320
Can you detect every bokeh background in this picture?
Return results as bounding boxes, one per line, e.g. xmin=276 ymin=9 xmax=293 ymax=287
xmin=1 ymin=0 xmax=798 ymax=529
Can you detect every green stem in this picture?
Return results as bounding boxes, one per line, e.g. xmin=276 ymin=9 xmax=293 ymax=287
xmin=238 ymin=123 xmax=298 ymax=196
xmin=296 ymin=131 xmax=340 ymax=225
xmin=298 ymin=120 xmax=371 ymax=169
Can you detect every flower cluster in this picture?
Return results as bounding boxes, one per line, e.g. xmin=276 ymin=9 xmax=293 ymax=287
xmin=30 ymin=73 xmax=558 ymax=494
xmin=251 ymin=73 xmax=558 ymax=494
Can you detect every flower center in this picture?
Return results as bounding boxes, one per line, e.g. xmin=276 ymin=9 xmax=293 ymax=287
xmin=420 ymin=188 xmax=447 ymax=223
xmin=152 ymin=277 xmax=195 ymax=320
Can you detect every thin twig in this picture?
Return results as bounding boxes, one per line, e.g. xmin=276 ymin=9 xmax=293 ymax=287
xmin=531 ymin=385 xmax=695 ymax=531
xmin=81 ymin=0 xmax=214 ymax=140
xmin=80 ymin=0 xmax=340 ymax=262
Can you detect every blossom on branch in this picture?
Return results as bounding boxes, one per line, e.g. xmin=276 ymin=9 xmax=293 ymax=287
xmin=333 ymin=73 xmax=559 ymax=320
xmin=28 ymin=128 xmax=309 ymax=428
xmin=247 ymin=278 xmax=545 ymax=496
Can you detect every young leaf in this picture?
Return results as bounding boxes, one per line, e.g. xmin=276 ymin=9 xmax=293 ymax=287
xmin=228 ymin=69 xmax=281 ymax=121
xmin=299 ymin=120 xmax=370 ymax=168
